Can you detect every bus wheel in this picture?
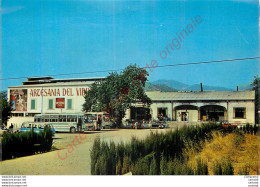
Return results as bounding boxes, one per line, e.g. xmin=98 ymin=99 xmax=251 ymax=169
xmin=70 ymin=127 xmax=76 ymax=133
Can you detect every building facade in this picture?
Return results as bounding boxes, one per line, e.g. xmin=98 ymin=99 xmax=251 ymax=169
xmin=125 ymin=91 xmax=255 ymax=124
xmin=7 ymin=77 xmax=104 ymax=127
xmin=7 ymin=77 xmax=255 ymax=127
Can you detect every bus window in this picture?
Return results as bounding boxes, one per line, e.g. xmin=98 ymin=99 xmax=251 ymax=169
xmin=67 ymin=115 xmax=76 ymax=122
xmin=35 ymin=116 xmax=42 ymax=122
xmin=50 ymin=115 xmax=58 ymax=122
xmin=62 ymin=115 xmax=67 ymax=122
xmin=72 ymin=115 xmax=77 ymax=122
xmin=67 ymin=115 xmax=72 ymax=122
xmin=58 ymin=115 xmax=62 ymax=122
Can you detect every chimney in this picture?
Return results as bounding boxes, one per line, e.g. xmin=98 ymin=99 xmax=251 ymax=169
xmin=237 ymin=86 xmax=239 ymax=91
xmin=200 ymin=83 xmax=203 ymax=92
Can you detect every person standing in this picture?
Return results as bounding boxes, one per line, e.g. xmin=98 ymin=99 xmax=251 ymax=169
xmin=186 ymin=112 xmax=189 ymax=123
xmin=97 ymin=115 xmax=102 ymax=130
xmin=77 ymin=118 xmax=82 ymax=132
xmin=9 ymin=123 xmax=14 ymax=133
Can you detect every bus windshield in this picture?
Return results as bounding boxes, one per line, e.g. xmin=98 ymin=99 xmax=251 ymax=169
xmin=84 ymin=114 xmax=97 ymax=123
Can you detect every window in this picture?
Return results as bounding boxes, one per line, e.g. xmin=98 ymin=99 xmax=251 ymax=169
xmin=67 ymin=99 xmax=72 ymax=109
xmin=157 ymin=108 xmax=168 ymax=119
xmin=31 ymin=99 xmax=36 ymax=110
xmin=48 ymin=99 xmax=54 ymax=109
xmin=233 ymin=108 xmax=246 ymax=119
xmin=67 ymin=115 xmax=77 ymax=122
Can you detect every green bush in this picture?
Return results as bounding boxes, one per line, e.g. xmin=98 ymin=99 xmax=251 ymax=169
xmin=222 ymin=160 xmax=234 ymax=175
xmin=149 ymin=156 xmax=157 ymax=175
xmin=195 ymin=158 xmax=208 ymax=175
xmin=233 ymin=133 xmax=245 ymax=149
xmin=213 ymin=162 xmax=223 ymax=175
xmin=90 ymin=122 xmax=255 ymax=175
xmin=166 ymin=158 xmax=194 ymax=175
xmin=2 ymin=126 xmax=53 ymax=160
xmin=160 ymin=154 xmax=168 ymax=175
xmin=238 ymin=166 xmax=249 ymax=175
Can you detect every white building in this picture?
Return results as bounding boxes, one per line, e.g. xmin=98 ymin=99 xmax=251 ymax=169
xmin=7 ymin=77 xmax=104 ymax=127
xmin=7 ymin=77 xmax=255 ymax=127
xmin=125 ymin=91 xmax=255 ymax=124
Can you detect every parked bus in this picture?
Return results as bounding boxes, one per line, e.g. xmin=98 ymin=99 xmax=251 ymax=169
xmin=21 ymin=122 xmax=55 ymax=136
xmin=33 ymin=113 xmax=103 ymax=133
xmin=85 ymin=112 xmax=112 ymax=130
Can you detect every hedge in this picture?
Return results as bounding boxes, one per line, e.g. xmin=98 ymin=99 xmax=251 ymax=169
xmin=1 ymin=126 xmax=53 ymax=160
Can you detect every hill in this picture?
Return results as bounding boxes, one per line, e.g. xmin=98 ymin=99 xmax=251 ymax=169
xmin=151 ymin=79 xmax=233 ymax=91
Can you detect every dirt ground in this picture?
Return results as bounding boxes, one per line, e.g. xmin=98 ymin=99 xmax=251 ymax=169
xmin=0 ymin=128 xmax=173 ymax=175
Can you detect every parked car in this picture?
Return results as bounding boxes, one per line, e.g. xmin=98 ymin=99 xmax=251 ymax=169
xmin=220 ymin=120 xmax=237 ymax=128
xmin=0 ymin=125 xmax=8 ymax=135
xmin=20 ymin=122 xmax=55 ymax=136
xmin=151 ymin=121 xmax=167 ymax=129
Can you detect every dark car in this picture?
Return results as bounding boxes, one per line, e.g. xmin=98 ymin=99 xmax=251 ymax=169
xmin=151 ymin=121 xmax=166 ymax=129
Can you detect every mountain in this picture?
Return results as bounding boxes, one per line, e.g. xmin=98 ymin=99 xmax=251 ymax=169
xmin=185 ymin=84 xmax=233 ymax=91
xmin=152 ymin=79 xmax=188 ymax=90
xmin=145 ymin=82 xmax=178 ymax=92
xmin=149 ymin=79 xmax=234 ymax=91
xmin=238 ymin=84 xmax=253 ymax=91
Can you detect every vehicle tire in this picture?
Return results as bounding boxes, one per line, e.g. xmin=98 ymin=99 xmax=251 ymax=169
xmin=70 ymin=127 xmax=76 ymax=133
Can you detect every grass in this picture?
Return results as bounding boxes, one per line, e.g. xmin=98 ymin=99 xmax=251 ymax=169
xmin=185 ymin=132 xmax=259 ymax=175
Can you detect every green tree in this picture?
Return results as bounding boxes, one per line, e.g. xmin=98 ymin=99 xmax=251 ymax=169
xmin=83 ymin=64 xmax=152 ymax=127
xmin=0 ymin=91 xmax=13 ymax=126
xmin=251 ymin=76 xmax=259 ymax=124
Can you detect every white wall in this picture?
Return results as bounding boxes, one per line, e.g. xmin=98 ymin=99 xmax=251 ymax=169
xmin=150 ymin=102 xmax=173 ymax=120
xmin=176 ymin=110 xmax=198 ymax=122
xmin=228 ymin=101 xmax=255 ymax=124
xmin=7 ymin=84 xmax=90 ymax=126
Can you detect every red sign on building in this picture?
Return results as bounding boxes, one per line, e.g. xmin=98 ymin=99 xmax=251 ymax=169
xmin=56 ymin=98 xmax=65 ymax=108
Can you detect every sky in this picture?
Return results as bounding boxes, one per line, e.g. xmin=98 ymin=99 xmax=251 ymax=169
xmin=1 ymin=0 xmax=259 ymax=91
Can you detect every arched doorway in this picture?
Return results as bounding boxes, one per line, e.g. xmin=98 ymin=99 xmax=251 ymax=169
xmin=200 ymin=105 xmax=226 ymax=122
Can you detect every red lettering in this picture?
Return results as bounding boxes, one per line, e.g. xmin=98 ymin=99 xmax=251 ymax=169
xmin=132 ymin=78 xmax=140 ymax=87
xmin=30 ymin=89 xmax=34 ymax=97
xmin=79 ymin=132 xmax=87 ymax=141
xmin=76 ymin=88 xmax=80 ymax=96
xmin=67 ymin=144 xmax=74 ymax=153
xmin=57 ymin=149 xmax=67 ymax=160
xmin=123 ymin=87 xmax=130 ymax=95
xmin=57 ymin=89 xmax=60 ymax=96
xmin=63 ymin=88 xmax=66 ymax=96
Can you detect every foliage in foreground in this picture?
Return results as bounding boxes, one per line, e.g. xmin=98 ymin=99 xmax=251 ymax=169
xmin=1 ymin=126 xmax=53 ymax=160
xmin=90 ymin=123 xmax=258 ymax=175
xmin=0 ymin=91 xmax=13 ymax=126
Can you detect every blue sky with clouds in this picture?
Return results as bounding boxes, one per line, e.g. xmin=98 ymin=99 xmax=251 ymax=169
xmin=1 ymin=0 xmax=258 ymax=91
